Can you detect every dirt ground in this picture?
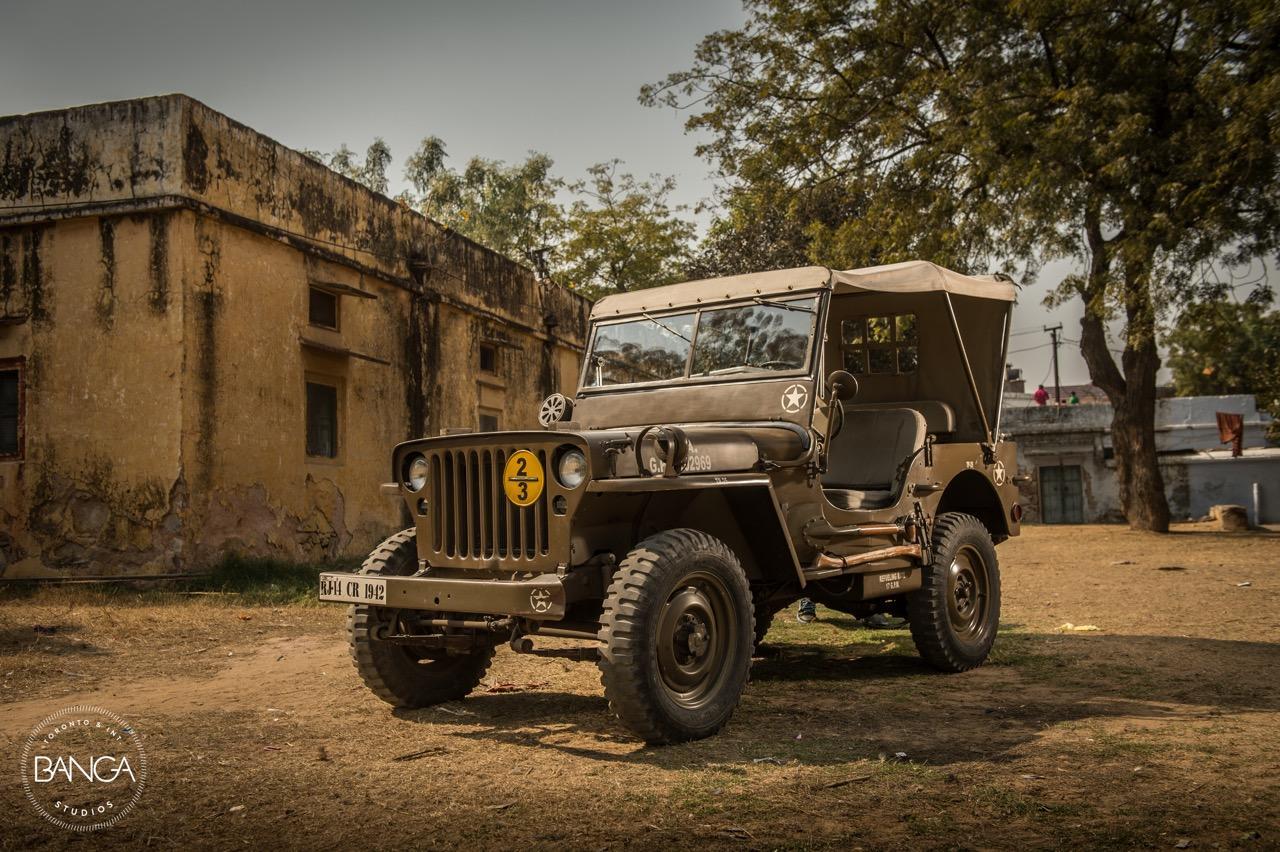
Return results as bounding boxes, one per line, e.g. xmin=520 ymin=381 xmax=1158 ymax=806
xmin=2 ymin=523 xmax=1278 ymax=850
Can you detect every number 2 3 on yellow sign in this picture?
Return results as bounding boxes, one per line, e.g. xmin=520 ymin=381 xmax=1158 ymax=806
xmin=503 ymin=450 xmax=544 ymax=506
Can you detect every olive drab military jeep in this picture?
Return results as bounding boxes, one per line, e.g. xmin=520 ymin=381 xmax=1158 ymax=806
xmin=319 ymin=261 xmax=1024 ymax=744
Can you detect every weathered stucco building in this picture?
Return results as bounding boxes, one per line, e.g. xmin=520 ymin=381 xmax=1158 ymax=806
xmin=0 ymin=95 xmax=589 ymax=578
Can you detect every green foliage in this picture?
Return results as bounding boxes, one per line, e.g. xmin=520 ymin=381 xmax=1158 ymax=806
xmin=360 ymin=139 xmax=392 ymax=195
xmin=308 ymin=137 xmax=696 ymax=297
xmin=645 ymin=0 xmax=1280 ymax=287
xmin=0 ymin=555 xmax=349 ymax=607
xmin=188 ymin=554 xmax=343 ymax=606
xmin=403 ymin=137 xmax=566 ymax=265
xmin=644 ymin=0 xmax=1280 ymax=529
xmin=302 ymin=139 xmax=392 ymax=195
xmin=685 ymin=182 xmax=860 ymax=279
xmin=558 ymin=162 xmax=696 ymax=298
xmin=1166 ymin=297 xmax=1280 ymax=440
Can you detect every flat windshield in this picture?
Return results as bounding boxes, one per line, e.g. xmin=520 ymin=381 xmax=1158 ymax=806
xmin=584 ymin=295 xmax=818 ymax=388
xmin=585 ymin=311 xmax=696 ymax=387
xmin=691 ymin=297 xmax=817 ymax=376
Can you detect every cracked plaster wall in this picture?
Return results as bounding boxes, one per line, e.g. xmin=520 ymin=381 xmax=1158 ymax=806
xmin=0 ymin=95 xmax=587 ymax=577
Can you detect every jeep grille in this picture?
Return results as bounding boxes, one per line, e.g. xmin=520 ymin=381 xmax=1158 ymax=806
xmin=427 ymin=447 xmax=551 ymax=564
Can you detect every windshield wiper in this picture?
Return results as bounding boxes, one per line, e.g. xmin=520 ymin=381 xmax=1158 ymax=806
xmin=752 ymin=297 xmax=815 ymax=313
xmin=641 ymin=312 xmax=692 ymax=343
xmin=589 ymin=351 xmax=663 ymax=383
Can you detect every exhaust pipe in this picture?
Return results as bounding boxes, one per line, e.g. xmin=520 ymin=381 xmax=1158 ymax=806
xmin=805 ymin=544 xmax=923 ymax=581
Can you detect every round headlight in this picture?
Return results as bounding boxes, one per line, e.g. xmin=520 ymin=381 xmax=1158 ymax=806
xmin=556 ymin=449 xmax=587 ymax=490
xmin=405 ymin=454 xmax=429 ymax=492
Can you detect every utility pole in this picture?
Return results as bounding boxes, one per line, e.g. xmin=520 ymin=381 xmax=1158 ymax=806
xmin=1044 ymin=324 xmax=1063 ymax=405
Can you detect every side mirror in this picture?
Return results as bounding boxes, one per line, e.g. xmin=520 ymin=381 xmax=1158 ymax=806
xmin=826 ymin=370 xmax=859 ymax=402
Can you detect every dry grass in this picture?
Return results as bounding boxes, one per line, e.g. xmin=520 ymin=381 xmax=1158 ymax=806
xmin=2 ymin=524 xmax=1278 ymax=850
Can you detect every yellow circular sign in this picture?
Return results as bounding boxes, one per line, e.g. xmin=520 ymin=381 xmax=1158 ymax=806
xmin=503 ymin=450 xmax=545 ymax=506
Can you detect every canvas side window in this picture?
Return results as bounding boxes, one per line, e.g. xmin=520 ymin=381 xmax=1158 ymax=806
xmin=896 ymin=314 xmax=919 ymax=373
xmin=840 ymin=318 xmax=866 ymax=374
xmin=306 ymin=380 xmax=339 ymax=458
xmin=0 ymin=367 xmax=21 ymax=459
xmin=478 ymin=411 xmax=500 ymax=432
xmin=841 ymin=313 xmax=918 ymax=375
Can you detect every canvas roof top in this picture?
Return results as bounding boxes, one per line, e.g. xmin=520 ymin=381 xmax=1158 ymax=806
xmin=590 ymin=261 xmax=1016 ymax=318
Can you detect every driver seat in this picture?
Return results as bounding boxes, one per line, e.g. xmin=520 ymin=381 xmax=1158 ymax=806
xmin=822 ymin=407 xmax=927 ymax=510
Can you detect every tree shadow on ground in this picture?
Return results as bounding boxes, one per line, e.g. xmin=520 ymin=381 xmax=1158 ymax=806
xmin=395 ymin=629 xmax=1280 ymax=769
xmin=0 ymin=623 xmax=99 ymax=657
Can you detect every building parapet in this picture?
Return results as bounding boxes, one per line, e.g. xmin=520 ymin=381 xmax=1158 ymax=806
xmin=0 ymin=94 xmax=590 ymax=348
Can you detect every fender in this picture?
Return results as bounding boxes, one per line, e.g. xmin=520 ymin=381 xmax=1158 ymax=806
xmin=586 ymin=474 xmax=803 ymax=584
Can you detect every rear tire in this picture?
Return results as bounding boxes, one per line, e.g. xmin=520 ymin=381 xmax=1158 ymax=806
xmin=906 ymin=513 xmax=1001 ymax=672
xmin=598 ymin=529 xmax=754 ymax=744
xmin=349 ymin=529 xmax=495 ymax=708
xmin=752 ymin=592 xmax=781 ymax=651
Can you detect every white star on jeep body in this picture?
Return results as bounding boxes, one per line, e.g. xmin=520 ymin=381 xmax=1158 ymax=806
xmin=782 ymin=384 xmax=807 ymax=412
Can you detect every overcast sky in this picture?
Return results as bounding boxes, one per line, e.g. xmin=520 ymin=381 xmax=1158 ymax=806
xmin=6 ymin=0 xmax=1264 ymax=387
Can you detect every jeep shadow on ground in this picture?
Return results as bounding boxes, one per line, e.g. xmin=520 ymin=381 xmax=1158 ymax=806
xmin=396 ymin=625 xmax=1280 ymax=769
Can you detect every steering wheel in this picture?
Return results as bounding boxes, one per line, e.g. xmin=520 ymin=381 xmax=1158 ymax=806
xmin=756 ymin=360 xmax=794 ymax=370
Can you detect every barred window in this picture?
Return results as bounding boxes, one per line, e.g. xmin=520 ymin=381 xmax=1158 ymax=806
xmin=0 ymin=367 xmax=20 ymax=458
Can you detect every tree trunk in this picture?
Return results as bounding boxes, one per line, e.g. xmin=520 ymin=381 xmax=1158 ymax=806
xmin=1076 ymin=211 xmax=1172 ymax=532
xmin=1080 ymin=320 xmax=1171 ymax=531
xmin=1109 ymin=389 xmax=1171 ymax=531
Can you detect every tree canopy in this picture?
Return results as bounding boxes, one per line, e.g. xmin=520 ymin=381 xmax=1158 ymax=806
xmin=557 ymin=162 xmax=696 ymax=299
xmin=684 ymin=181 xmax=860 ymax=280
xmin=644 ymin=0 xmax=1280 ymax=530
xmin=304 ymin=138 xmax=694 ymax=298
xmin=303 ymin=140 xmax=393 ymax=195
xmin=402 ymin=137 xmax=564 ymax=266
xmin=1166 ymin=294 xmax=1280 ymax=440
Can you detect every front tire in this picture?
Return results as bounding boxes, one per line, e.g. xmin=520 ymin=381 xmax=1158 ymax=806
xmin=349 ymin=529 xmax=495 ymax=708
xmin=906 ymin=513 xmax=1001 ymax=672
xmin=598 ymin=530 xmax=754 ymax=744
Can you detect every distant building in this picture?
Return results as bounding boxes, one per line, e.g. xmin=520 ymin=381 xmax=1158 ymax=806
xmin=0 ymin=95 xmax=590 ymax=578
xmin=1005 ymin=381 xmax=1114 ymax=408
xmin=1002 ymin=394 xmax=1277 ymax=524
xmin=1003 ymin=364 xmax=1025 ymax=395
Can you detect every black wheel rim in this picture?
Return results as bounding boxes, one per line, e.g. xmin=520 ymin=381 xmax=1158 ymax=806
xmin=655 ymin=570 xmax=738 ymax=710
xmin=947 ymin=546 xmax=990 ymax=641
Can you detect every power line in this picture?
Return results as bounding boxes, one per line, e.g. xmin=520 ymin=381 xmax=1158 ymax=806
xmin=1061 ymin=336 xmax=1124 ymax=355
xmin=1038 ymin=360 xmax=1054 ymax=387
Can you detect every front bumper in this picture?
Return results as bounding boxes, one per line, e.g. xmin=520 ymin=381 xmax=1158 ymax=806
xmin=318 ymin=571 xmax=568 ymax=620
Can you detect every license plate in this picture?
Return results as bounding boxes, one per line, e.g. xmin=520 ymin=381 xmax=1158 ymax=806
xmin=319 ymin=573 xmax=387 ymax=605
